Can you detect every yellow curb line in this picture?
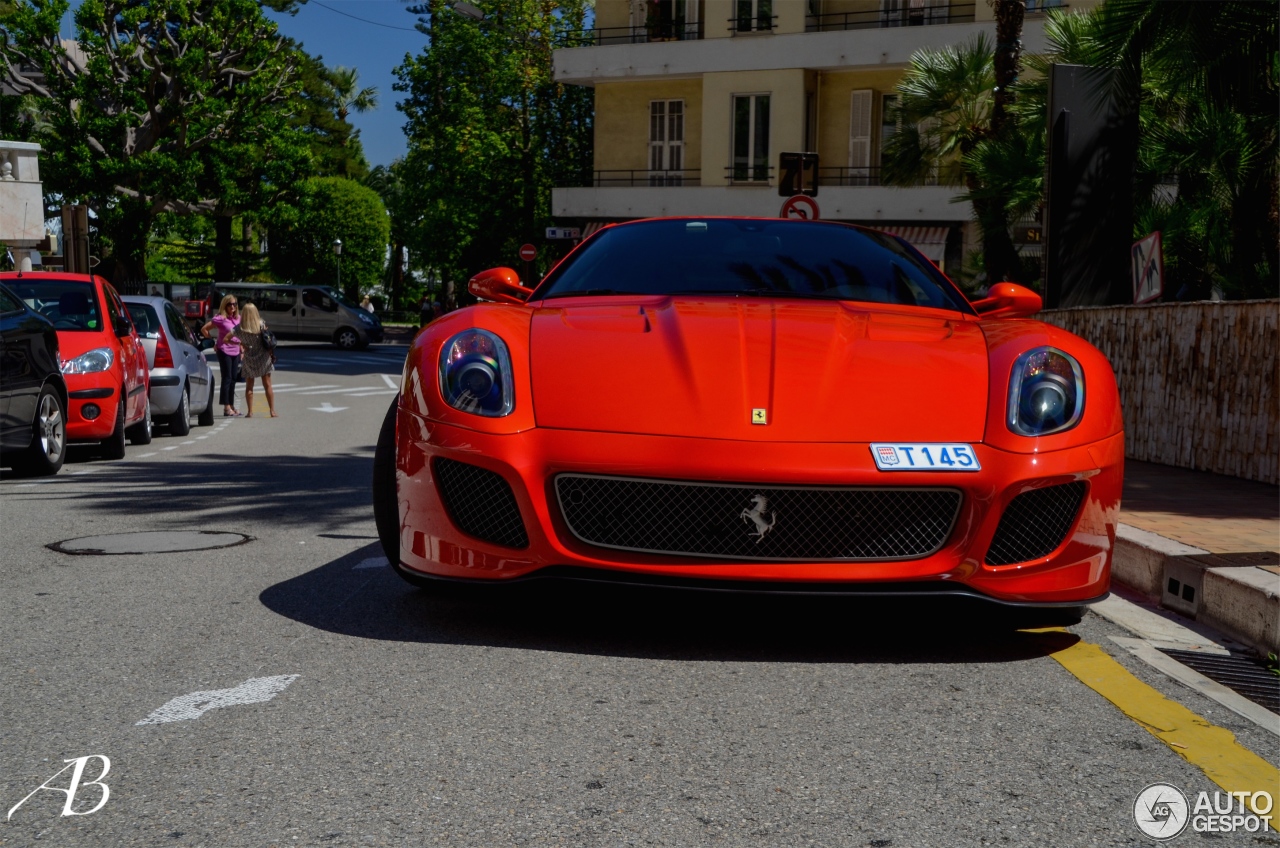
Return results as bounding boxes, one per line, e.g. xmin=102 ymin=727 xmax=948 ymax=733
xmin=1038 ymin=630 xmax=1279 ymax=819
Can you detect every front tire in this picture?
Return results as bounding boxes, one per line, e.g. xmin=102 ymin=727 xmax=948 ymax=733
xmin=197 ymin=376 xmax=215 ymax=427
xmin=127 ymin=396 xmax=153 ymax=445
xmin=169 ymin=383 xmax=191 ymax=436
xmin=102 ymin=400 xmax=127 ymax=460
xmin=10 ymin=386 xmax=66 ymax=476
xmin=373 ymin=396 xmax=401 ymax=569
xmin=335 ymin=327 xmax=360 ymax=350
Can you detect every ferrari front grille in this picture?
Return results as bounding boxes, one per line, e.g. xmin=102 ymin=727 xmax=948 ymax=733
xmin=554 ymin=474 xmax=962 ymax=561
xmin=433 ymin=458 xmax=529 ymax=549
xmin=984 ymin=481 xmax=1088 ymax=566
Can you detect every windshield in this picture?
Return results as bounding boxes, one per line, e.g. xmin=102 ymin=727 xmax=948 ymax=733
xmin=7 ymin=279 xmax=103 ymax=332
xmin=536 ymin=219 xmax=970 ymax=312
xmin=319 ymin=286 xmax=360 ymax=310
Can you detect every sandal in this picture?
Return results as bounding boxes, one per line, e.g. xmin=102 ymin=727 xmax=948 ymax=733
xmin=225 ymin=410 xmax=243 ymax=418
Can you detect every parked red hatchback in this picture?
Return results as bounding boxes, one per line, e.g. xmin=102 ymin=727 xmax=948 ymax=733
xmin=0 ymin=272 xmax=151 ymax=458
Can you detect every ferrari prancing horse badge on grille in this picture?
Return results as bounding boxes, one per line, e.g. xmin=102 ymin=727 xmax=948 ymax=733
xmin=751 ymin=408 xmax=767 ymax=425
xmin=740 ymin=494 xmax=777 ymax=542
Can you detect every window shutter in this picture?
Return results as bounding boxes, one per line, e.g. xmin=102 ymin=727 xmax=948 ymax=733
xmin=650 ymin=101 xmax=666 ymax=172
xmin=849 ymin=90 xmax=873 ymax=171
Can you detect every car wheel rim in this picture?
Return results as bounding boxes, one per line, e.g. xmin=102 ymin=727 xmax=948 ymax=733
xmin=38 ymin=395 xmax=64 ymax=463
xmin=339 ymin=331 xmax=357 ymax=348
xmin=181 ymin=389 xmax=188 ymax=418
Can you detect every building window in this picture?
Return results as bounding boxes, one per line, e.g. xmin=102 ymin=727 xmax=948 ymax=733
xmin=734 ymin=0 xmax=774 ymax=32
xmin=732 ymin=94 xmax=771 ymax=182
xmin=650 ymin=100 xmax=685 ymax=185
xmin=849 ymin=89 xmax=873 ymax=184
xmin=644 ymin=0 xmax=699 ymax=41
xmin=879 ymin=0 xmax=949 ymax=27
xmin=880 ymin=93 xmax=898 ymax=160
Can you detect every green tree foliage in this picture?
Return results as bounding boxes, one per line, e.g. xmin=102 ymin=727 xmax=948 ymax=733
xmin=267 ymin=176 xmax=389 ymax=298
xmin=0 ymin=0 xmax=302 ymax=282
xmin=330 ymin=65 xmax=378 ymax=122
xmin=881 ymin=35 xmax=1025 ymax=285
xmin=293 ymin=52 xmax=372 ymax=180
xmin=1082 ymin=0 xmax=1278 ymax=299
xmin=394 ymin=0 xmax=593 ymax=294
xmin=365 ymin=161 xmax=411 ymax=309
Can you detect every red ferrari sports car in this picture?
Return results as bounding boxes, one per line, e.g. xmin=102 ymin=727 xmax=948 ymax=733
xmin=373 ymin=218 xmax=1123 ymax=611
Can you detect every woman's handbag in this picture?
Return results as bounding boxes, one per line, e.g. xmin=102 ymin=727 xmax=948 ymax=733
xmin=261 ymin=327 xmax=277 ymax=351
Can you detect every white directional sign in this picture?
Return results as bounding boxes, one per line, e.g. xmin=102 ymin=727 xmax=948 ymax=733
xmin=136 ymin=675 xmax=299 ymax=725
xmin=545 ymin=227 xmax=582 ymax=240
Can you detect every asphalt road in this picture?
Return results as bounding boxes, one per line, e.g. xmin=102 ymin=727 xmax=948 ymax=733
xmin=1 ymin=341 xmax=1276 ymax=848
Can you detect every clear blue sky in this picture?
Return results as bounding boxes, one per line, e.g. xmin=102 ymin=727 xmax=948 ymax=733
xmin=63 ymin=1 xmax=430 ymax=167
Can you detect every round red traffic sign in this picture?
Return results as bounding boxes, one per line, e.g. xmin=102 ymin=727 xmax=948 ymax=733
xmin=780 ymin=195 xmax=820 ymax=220
xmin=519 ymin=243 xmax=537 ymax=262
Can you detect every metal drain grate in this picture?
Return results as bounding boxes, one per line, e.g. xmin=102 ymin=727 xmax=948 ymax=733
xmin=1160 ymin=649 xmax=1280 ymax=714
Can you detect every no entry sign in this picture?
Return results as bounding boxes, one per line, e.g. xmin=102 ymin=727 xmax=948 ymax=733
xmin=519 ymin=243 xmax=537 ymax=262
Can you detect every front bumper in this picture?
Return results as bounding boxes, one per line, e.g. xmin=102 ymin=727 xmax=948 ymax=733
xmin=66 ymin=382 xmax=119 ymax=441
xmin=396 ymin=411 xmax=1124 ymax=605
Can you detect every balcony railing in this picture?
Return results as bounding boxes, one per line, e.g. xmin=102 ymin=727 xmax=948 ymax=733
xmin=726 ymin=165 xmax=775 ymax=184
xmin=806 ymin=3 xmax=975 ymax=31
xmin=554 ymin=22 xmax=703 ymax=47
xmin=817 ymin=166 xmax=940 ymax=187
xmin=591 ymin=169 xmax=702 ymax=187
xmin=728 ymin=14 xmax=778 ymax=34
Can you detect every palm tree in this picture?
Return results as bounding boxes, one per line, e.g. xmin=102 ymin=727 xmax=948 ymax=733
xmin=881 ymin=35 xmax=1023 ymax=285
xmin=329 ymin=65 xmax=378 ymax=122
xmin=1082 ymin=0 xmax=1277 ymax=298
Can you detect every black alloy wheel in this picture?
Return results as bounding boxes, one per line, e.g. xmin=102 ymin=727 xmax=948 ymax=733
xmin=170 ymin=383 xmax=191 ymax=436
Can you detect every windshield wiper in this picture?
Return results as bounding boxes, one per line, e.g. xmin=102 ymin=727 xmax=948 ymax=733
xmin=542 ymin=289 xmax=640 ymax=299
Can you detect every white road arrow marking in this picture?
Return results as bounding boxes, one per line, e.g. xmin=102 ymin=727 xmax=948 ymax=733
xmin=309 ymin=402 xmax=347 ymax=413
xmin=136 ymin=675 xmax=299 ymax=725
xmin=381 ymin=374 xmax=399 ymax=390
xmin=353 ymin=557 xmax=389 ymax=570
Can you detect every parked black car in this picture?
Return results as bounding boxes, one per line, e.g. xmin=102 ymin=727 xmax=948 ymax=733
xmin=0 ymin=281 xmax=68 ymax=475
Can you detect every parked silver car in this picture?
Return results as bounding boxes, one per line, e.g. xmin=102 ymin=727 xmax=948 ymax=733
xmin=122 ymin=295 xmax=216 ymax=435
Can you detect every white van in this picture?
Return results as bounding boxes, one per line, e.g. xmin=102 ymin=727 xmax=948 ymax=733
xmin=209 ymin=283 xmax=383 ymax=350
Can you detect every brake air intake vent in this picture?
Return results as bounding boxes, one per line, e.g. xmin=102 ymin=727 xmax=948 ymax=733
xmin=433 ymin=458 xmax=529 ymax=549
xmin=985 ymin=481 xmax=1088 ymax=566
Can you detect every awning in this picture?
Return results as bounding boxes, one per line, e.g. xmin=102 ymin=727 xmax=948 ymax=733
xmin=875 ymin=225 xmax=950 ymax=263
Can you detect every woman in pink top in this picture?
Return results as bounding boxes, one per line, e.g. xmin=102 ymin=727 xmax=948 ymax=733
xmin=201 ymin=295 xmax=243 ymax=417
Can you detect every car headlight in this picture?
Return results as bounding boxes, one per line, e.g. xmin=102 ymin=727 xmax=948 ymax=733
xmin=61 ymin=347 xmax=115 ymax=375
xmin=1007 ymin=347 xmax=1084 ymax=436
xmin=438 ymin=329 xmax=514 ymax=417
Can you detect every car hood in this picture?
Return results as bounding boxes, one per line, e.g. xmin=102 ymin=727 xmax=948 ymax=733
xmin=529 ymin=297 xmax=989 ymax=442
xmin=55 ymin=329 xmax=118 ymax=361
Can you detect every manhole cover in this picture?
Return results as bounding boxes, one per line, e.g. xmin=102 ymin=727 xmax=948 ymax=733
xmin=49 ymin=531 xmax=253 ymax=556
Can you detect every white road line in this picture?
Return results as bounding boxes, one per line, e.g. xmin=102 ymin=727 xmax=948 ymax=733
xmin=345 ymin=390 xmax=399 ymax=397
xmin=138 ymin=452 xmax=157 ymax=457
xmin=272 ymin=384 xmax=340 ymax=394
xmin=180 ymin=441 xmax=195 ymax=445
xmin=162 ymin=446 xmax=177 ymax=451
xmin=16 ymin=482 xmax=38 ymax=488
xmin=298 ymin=387 xmax=371 ymax=395
xmin=72 ymin=470 xmax=93 ymax=476
xmin=135 ymin=675 xmax=300 ymax=725
xmin=380 ymin=374 xmax=399 ymax=390
xmin=353 ymin=557 xmax=389 ymax=570
xmin=195 ymin=436 xmax=208 ymax=440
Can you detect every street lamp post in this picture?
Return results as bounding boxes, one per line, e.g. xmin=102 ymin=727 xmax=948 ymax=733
xmin=333 ymin=238 xmax=343 ymax=293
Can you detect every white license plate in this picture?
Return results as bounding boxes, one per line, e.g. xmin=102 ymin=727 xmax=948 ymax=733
xmin=871 ymin=443 xmax=981 ymax=471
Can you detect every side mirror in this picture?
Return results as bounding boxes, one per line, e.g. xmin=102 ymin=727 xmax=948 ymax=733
xmin=970 ymin=283 xmax=1042 ymax=319
xmin=468 ymin=267 xmax=533 ymax=305
xmin=116 ymin=323 xmax=133 ymax=338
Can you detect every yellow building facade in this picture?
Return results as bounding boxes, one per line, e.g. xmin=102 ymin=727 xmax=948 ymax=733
xmin=553 ymin=0 xmax=1098 ymax=267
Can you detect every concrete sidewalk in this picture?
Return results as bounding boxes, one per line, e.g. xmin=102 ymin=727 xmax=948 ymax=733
xmin=1115 ymin=460 xmax=1279 ymax=654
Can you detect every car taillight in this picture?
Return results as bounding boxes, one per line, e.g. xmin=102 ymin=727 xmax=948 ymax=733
xmin=154 ymin=333 xmax=175 ymax=369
